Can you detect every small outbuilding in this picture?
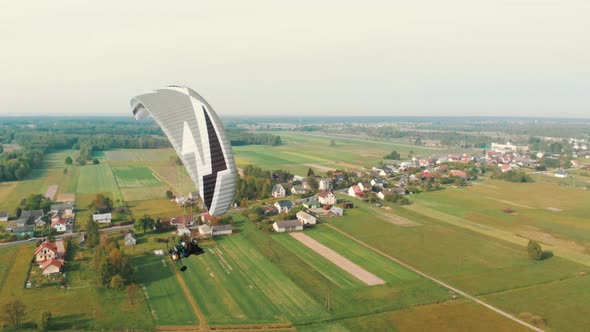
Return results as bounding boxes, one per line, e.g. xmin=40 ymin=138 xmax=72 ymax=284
xmin=273 ymin=220 xmax=303 ymax=233
xmin=124 ymin=231 xmax=137 ymax=246
xmin=296 ymin=211 xmax=316 ymax=225
xmin=41 ymin=259 xmax=63 ymax=275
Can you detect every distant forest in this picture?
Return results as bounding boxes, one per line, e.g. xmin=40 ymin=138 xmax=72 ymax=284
xmin=0 ymin=118 xmax=282 ymax=182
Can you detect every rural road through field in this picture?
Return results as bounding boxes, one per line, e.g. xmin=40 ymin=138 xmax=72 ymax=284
xmin=324 ymin=224 xmax=545 ymax=332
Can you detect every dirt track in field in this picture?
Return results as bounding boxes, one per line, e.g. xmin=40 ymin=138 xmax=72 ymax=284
xmin=290 ymin=232 xmax=385 ymax=286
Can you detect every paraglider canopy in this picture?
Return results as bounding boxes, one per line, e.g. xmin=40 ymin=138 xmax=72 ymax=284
xmin=130 ymin=86 xmax=237 ymax=216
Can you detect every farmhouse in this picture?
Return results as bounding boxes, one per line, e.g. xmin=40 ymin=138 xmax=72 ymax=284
xmin=296 ymin=211 xmax=316 ymax=225
xmin=272 ymin=220 xmax=303 ymax=233
xmin=212 ymin=224 xmax=233 ymax=236
xmin=188 ymin=191 xmax=199 ymax=200
xmin=124 ymin=231 xmax=137 ymax=246
xmin=200 ymin=214 xmax=218 ymax=225
xmin=274 ymin=200 xmax=293 ymax=214
xmin=35 ymin=218 xmax=46 ymax=228
xmin=377 ymin=188 xmax=395 ymax=200
xmin=272 ymin=184 xmax=286 ymax=198
xmin=0 ymin=211 xmax=8 ymax=222
xmin=175 ymin=195 xmax=190 ymax=205
xmin=177 ymin=225 xmax=192 ymax=236
xmin=40 ymin=259 xmax=63 ymax=275
xmin=35 ymin=241 xmax=58 ymax=263
xmin=93 ymin=213 xmax=112 ymax=223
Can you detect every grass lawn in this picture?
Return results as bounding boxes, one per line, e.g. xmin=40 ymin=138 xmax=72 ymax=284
xmin=134 ymin=255 xmax=198 ymax=326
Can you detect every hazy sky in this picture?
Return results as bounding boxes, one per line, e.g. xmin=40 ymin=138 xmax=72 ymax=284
xmin=1 ymin=1 xmax=589 ymax=117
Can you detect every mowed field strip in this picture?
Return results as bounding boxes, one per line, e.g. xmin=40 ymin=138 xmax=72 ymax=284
xmin=290 ymin=232 xmax=385 ymax=286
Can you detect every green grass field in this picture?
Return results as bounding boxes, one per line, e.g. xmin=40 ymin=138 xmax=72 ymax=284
xmin=112 ymin=165 xmax=163 ymax=188
xmin=134 ymin=255 xmax=198 ymax=326
xmin=76 ymin=163 xmax=122 ymax=201
xmin=481 ymin=275 xmax=590 ymax=331
xmin=105 ymin=149 xmax=176 ymax=162
xmin=332 ymin=196 xmax=587 ymax=296
xmin=150 ymin=165 xmax=196 ymax=194
xmin=181 ymin=233 xmax=328 ymax=325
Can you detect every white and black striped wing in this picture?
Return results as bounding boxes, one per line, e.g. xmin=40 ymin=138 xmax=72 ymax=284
xmin=130 ymin=86 xmax=236 ymax=216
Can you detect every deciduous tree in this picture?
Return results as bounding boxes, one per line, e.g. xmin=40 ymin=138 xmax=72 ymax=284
xmin=2 ymin=300 xmax=27 ymax=329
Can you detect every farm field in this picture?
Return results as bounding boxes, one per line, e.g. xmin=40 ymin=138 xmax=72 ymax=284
xmin=105 ymin=149 xmax=176 ymax=163
xmin=127 ymin=199 xmax=183 ymax=220
xmin=180 ymin=232 xmax=328 ymax=325
xmin=76 ymin=163 xmax=122 ymax=201
xmin=332 ymin=196 xmax=587 ymax=295
xmin=134 ymin=255 xmax=198 ymax=326
xmin=407 ymin=179 xmax=590 ymax=261
xmin=112 ymin=165 xmax=168 ymax=201
xmin=481 ymin=275 xmax=590 ymax=332
xmin=240 ymin=219 xmax=452 ymax=320
xmin=151 ymin=165 xmax=196 ymax=194
xmin=233 ymin=132 xmax=449 ymax=175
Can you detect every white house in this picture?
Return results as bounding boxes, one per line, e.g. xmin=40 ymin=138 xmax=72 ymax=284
xmin=555 ymin=169 xmax=568 ymax=178
xmin=273 ymin=220 xmax=303 ymax=233
xmin=93 ymin=213 xmax=112 ymax=224
xmin=124 ymin=232 xmax=137 ymax=246
xmin=358 ymin=182 xmax=371 ymax=192
xmin=317 ymin=190 xmax=337 ymax=205
xmin=0 ymin=211 xmax=8 ymax=222
xmin=175 ymin=195 xmax=190 ymax=205
xmin=296 ymin=211 xmax=316 ymax=225
xmin=212 ymin=224 xmax=233 ymax=236
xmin=51 ymin=218 xmax=67 ymax=232
xmin=272 ymin=184 xmax=286 ymax=198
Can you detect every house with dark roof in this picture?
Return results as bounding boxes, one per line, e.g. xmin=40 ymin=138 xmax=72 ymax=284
xmin=12 ymin=225 xmax=35 ymax=237
xmin=274 ymin=200 xmax=293 ymax=214
xmin=272 ymin=184 xmax=286 ymax=198
xmin=301 ymin=197 xmax=321 ymax=209
xmin=272 ymin=220 xmax=303 ymax=233
xmin=50 ymin=203 xmax=74 ymax=216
